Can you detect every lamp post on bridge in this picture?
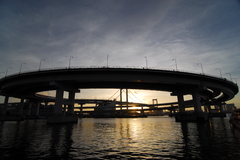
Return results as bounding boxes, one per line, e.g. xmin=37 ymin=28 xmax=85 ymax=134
xmin=144 ymin=56 xmax=148 ymax=69
xmin=39 ymin=59 xmax=45 ymax=71
xmin=0 ymin=72 xmax=4 ymax=77
xmin=5 ymin=67 xmax=12 ymax=77
xmin=172 ymin=59 xmax=178 ymax=71
xmin=225 ymin=73 xmax=232 ymax=81
xmin=69 ymin=56 xmax=73 ymax=69
xmin=232 ymin=78 xmax=238 ymax=84
xmin=19 ymin=63 xmax=26 ymax=74
xmin=107 ymin=55 xmax=109 ymax=68
xmin=197 ymin=63 xmax=204 ymax=74
xmin=215 ymin=68 xmax=222 ymax=78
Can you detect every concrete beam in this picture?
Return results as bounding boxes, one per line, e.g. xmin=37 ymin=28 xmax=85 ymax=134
xmin=50 ymin=81 xmax=80 ymax=92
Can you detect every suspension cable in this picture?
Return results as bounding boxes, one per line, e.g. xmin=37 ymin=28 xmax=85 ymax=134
xmin=128 ymin=89 xmax=143 ymax=102
xmin=108 ymin=89 xmax=119 ymax=100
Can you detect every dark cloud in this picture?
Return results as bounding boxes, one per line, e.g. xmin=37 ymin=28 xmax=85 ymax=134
xmin=0 ymin=0 xmax=239 ymax=105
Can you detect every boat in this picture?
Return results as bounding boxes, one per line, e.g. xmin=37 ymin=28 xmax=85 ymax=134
xmin=229 ymin=109 xmax=240 ymax=130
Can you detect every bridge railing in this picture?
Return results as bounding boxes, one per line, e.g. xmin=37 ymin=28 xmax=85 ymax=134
xmin=1 ymin=66 xmax=236 ymax=85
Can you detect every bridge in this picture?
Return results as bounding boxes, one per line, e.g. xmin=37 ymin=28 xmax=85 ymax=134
xmin=0 ymin=67 xmax=238 ymax=123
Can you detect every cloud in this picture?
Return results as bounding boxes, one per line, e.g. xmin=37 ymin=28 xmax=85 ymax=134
xmin=0 ymin=0 xmax=239 ymax=106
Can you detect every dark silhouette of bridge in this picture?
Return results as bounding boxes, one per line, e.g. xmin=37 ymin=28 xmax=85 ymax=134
xmin=0 ymin=67 xmax=238 ymax=123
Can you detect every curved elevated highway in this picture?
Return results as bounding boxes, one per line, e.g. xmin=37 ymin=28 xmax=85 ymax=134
xmin=0 ymin=67 xmax=238 ymax=102
xmin=0 ymin=67 xmax=238 ymax=122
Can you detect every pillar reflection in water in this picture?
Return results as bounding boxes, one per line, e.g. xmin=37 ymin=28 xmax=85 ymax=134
xmin=48 ymin=123 xmax=74 ymax=158
xmin=1 ymin=117 xmax=240 ymax=159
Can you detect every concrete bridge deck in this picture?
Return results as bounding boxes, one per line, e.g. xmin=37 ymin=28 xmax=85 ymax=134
xmin=0 ymin=67 xmax=238 ymax=122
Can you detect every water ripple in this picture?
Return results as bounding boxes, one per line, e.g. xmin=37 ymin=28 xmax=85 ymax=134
xmin=0 ymin=116 xmax=240 ymax=159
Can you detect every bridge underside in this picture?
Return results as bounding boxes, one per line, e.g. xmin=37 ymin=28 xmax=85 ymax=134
xmin=0 ymin=68 xmax=238 ymax=123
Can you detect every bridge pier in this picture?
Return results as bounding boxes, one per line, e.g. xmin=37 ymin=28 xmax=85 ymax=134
xmin=169 ymin=105 xmax=176 ymax=117
xmin=192 ymin=92 xmax=201 ymax=113
xmin=78 ymin=103 xmax=85 ymax=117
xmin=33 ymin=102 xmax=40 ymax=117
xmin=47 ymin=83 xmax=79 ymax=124
xmin=0 ymin=96 xmax=24 ymax=121
xmin=0 ymin=68 xmax=237 ymax=122
xmin=63 ymin=104 xmax=67 ymax=116
xmin=119 ymin=88 xmax=130 ymax=114
xmin=177 ymin=92 xmax=185 ymax=113
xmin=204 ymin=105 xmax=210 ymax=113
xmin=2 ymin=96 xmax=9 ymax=115
xmin=67 ymin=91 xmax=75 ymax=115
xmin=174 ymin=91 xmax=208 ymax=122
xmin=53 ymin=88 xmax=64 ymax=115
xmin=18 ymin=98 xmax=24 ymax=115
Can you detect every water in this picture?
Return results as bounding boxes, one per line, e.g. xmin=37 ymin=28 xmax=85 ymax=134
xmin=0 ymin=116 xmax=240 ymax=160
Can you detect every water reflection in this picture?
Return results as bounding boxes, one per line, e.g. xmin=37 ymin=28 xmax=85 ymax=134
xmin=0 ymin=116 xmax=240 ymax=159
xmin=0 ymin=120 xmax=75 ymax=159
xmin=48 ymin=123 xmax=74 ymax=159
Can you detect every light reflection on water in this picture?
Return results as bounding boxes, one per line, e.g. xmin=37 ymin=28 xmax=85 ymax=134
xmin=0 ymin=116 xmax=240 ymax=159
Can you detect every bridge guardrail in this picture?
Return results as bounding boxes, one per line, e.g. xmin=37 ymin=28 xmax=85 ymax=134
xmin=1 ymin=66 xmax=237 ymax=86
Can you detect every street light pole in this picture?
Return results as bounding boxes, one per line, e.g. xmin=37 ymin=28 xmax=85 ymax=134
xmin=39 ymin=59 xmax=45 ymax=71
xmin=232 ymin=78 xmax=238 ymax=84
xmin=0 ymin=72 xmax=4 ymax=77
xmin=5 ymin=67 xmax=12 ymax=77
xmin=107 ymin=55 xmax=109 ymax=68
xmin=197 ymin=63 xmax=204 ymax=74
xmin=215 ymin=68 xmax=222 ymax=78
xmin=172 ymin=59 xmax=177 ymax=70
xmin=19 ymin=63 xmax=26 ymax=74
xmin=145 ymin=56 xmax=148 ymax=69
xmin=225 ymin=73 xmax=232 ymax=81
xmin=69 ymin=56 xmax=73 ymax=69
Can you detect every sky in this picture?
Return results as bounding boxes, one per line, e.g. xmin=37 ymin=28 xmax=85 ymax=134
xmin=0 ymin=0 xmax=240 ymax=107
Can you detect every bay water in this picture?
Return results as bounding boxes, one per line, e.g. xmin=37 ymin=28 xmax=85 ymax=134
xmin=0 ymin=115 xmax=240 ymax=159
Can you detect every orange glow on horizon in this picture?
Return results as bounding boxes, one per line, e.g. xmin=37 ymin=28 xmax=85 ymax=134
xmin=128 ymin=106 xmax=142 ymax=110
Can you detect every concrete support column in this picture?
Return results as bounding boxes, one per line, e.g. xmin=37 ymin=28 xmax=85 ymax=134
xmin=177 ymin=93 xmax=185 ymax=113
xmin=192 ymin=92 xmax=202 ymax=113
xmin=141 ymin=107 xmax=144 ymax=115
xmin=2 ymin=96 xmax=9 ymax=115
xmin=54 ymin=89 xmax=64 ymax=114
xmin=120 ymin=89 xmax=122 ymax=108
xmin=119 ymin=89 xmax=123 ymax=114
xmin=18 ymin=98 xmax=24 ymax=115
xmin=204 ymin=105 xmax=209 ymax=113
xmin=223 ymin=104 xmax=226 ymax=112
xmin=63 ymin=104 xmax=67 ymax=116
xmin=36 ymin=102 xmax=40 ymax=116
xmin=219 ymin=104 xmax=224 ymax=113
xmin=80 ymin=103 xmax=83 ymax=116
xmin=208 ymin=105 xmax=212 ymax=114
xmin=126 ymin=88 xmax=128 ymax=110
xmin=218 ymin=103 xmax=226 ymax=117
xmin=27 ymin=102 xmax=32 ymax=115
xmin=170 ymin=105 xmax=176 ymax=116
xmin=47 ymin=83 xmax=79 ymax=124
xmin=67 ymin=91 xmax=75 ymax=115
xmin=214 ymin=103 xmax=223 ymax=113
